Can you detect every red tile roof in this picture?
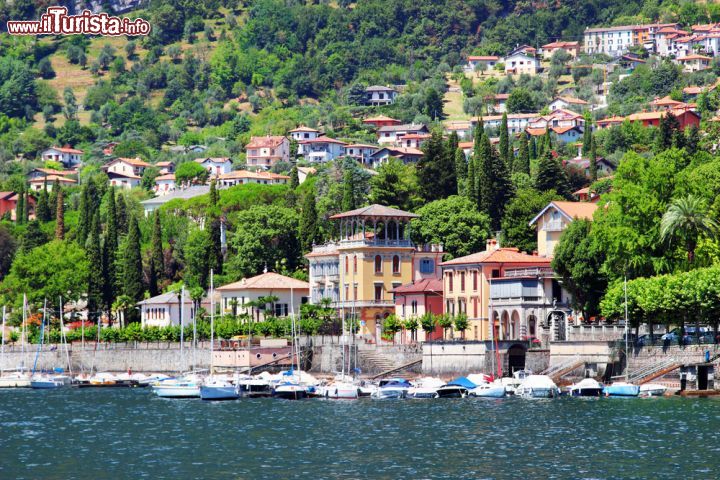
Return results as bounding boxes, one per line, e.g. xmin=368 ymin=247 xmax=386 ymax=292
xmin=217 ymin=272 xmax=310 ymax=291
xmin=392 ymin=278 xmax=443 ymax=295
xmin=468 ymin=55 xmax=500 ymax=61
xmin=48 ymin=146 xmax=83 ymax=154
xmin=246 ymin=136 xmax=287 ymax=149
xmin=441 ymin=248 xmax=551 ymax=266
xmin=116 ymin=157 xmax=149 ymax=167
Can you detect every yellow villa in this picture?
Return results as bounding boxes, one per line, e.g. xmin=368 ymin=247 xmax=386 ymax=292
xmin=529 ymin=201 xmax=598 ymax=257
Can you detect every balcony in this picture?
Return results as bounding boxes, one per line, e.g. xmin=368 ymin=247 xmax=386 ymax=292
xmin=334 ymin=299 xmax=395 ymax=308
xmin=541 ymin=220 xmax=564 ymax=232
xmin=340 ymin=238 xmax=414 ymax=248
xmin=503 ymin=267 xmax=555 ymax=278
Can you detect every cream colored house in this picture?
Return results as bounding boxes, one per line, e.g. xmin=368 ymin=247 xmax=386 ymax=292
xmin=217 ymin=272 xmax=309 ymax=321
xmin=529 ymin=201 xmax=598 ymax=257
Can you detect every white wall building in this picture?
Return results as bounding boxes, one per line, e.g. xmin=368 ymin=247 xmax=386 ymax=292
xmin=41 ymin=146 xmax=83 ymax=168
xmin=217 ymin=272 xmax=310 ymax=321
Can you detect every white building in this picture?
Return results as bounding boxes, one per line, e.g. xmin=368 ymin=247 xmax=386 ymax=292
xmin=41 ymin=146 xmax=83 ymax=168
xmin=464 ymin=55 xmax=500 ymax=73
xmin=107 ymin=172 xmax=141 ymax=189
xmin=297 ymin=136 xmax=347 ymax=162
xmin=217 ymin=170 xmax=289 ymax=188
xmin=503 ymin=52 xmax=540 ymax=75
xmin=344 ymin=144 xmax=378 ymax=164
xmin=195 ymin=157 xmax=232 ymax=177
xmin=104 ymin=157 xmax=149 ymax=177
xmin=549 ymin=96 xmax=589 ymax=112
xmin=288 ymin=126 xmax=321 ymax=142
xmin=153 ymin=174 xmax=176 ymax=196
xmin=377 ymin=124 xmax=429 ymax=145
xmin=365 ymin=86 xmax=398 ymax=106
xmin=245 ymin=136 xmax=291 ymax=169
xmin=138 ymin=291 xmax=211 ymax=328
xmin=583 ymin=25 xmax=637 ymax=56
xmin=217 ymin=272 xmax=310 ymax=321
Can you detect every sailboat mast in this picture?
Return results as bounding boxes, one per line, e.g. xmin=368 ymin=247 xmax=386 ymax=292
xmin=60 ymin=296 xmax=71 ymax=375
xmin=180 ymin=285 xmax=185 ymax=372
xmin=341 ymin=302 xmax=345 ymax=377
xmin=210 ymin=269 xmax=214 ymax=375
xmin=1 ymin=305 xmax=6 ymax=377
xmin=22 ymin=294 xmax=27 ymax=372
xmin=32 ymin=299 xmax=47 ymax=375
xmin=624 ymin=275 xmax=629 ymax=382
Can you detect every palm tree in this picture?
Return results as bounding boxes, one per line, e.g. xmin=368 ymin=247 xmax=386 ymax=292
xmin=660 ymin=195 xmax=719 ymax=264
xmin=112 ymin=295 xmax=133 ymax=329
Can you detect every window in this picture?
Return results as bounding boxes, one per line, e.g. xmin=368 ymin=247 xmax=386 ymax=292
xmin=374 ymin=255 xmax=382 ymax=273
xmin=345 ymin=256 xmax=349 ymax=274
xmin=420 ymin=258 xmax=434 ymax=274
xmin=460 ymin=272 xmax=466 ymax=292
xmin=448 ymin=272 xmax=453 ymax=292
xmin=274 ymin=304 xmax=289 ymax=317
xmin=353 ymin=284 xmax=358 ymax=300
xmin=353 ymin=255 xmax=357 ymax=274
xmin=374 ymin=284 xmax=383 ymax=301
xmin=392 ymin=255 xmax=400 ymax=274
xmin=411 ymin=301 xmax=418 ymax=315
xmin=492 ymin=269 xmax=500 ymax=279
xmin=473 ymin=298 xmax=478 ymax=317
xmin=473 ymin=271 xmax=478 ymax=291
xmin=344 ymin=284 xmax=349 ymax=300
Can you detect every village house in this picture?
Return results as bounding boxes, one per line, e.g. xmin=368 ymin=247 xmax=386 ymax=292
xmin=41 ymin=146 xmax=83 ymax=168
xmin=504 ymin=51 xmax=540 ymax=75
xmin=365 ymin=85 xmax=398 ymax=106
xmin=245 ymin=136 xmax=290 ymax=169
xmin=104 ymin=157 xmax=149 ymax=177
xmin=26 ymin=168 xmax=71 ymax=182
xmin=288 ymin=126 xmax=321 ymax=142
xmin=297 ymin=136 xmax=347 ymax=162
xmin=195 ymin=157 xmax=232 ymax=177
xmin=583 ymin=25 xmax=641 ymax=57
xmin=649 ymin=95 xmax=687 ymax=111
xmin=676 ymin=54 xmax=712 ymax=72
xmin=625 ymin=109 xmax=700 ymax=130
xmin=153 ymin=174 xmax=176 ymax=196
xmin=683 ymin=83 xmax=717 ymax=101
xmin=564 ymin=157 xmax=616 ymax=177
xmin=141 ymin=185 xmax=210 ymax=216
xmin=527 ymin=108 xmax=584 ymax=130
xmin=549 ymin=96 xmax=589 ymax=112
xmin=0 ymin=191 xmax=35 ymax=221
xmin=397 ymin=133 xmax=431 ymax=149
xmin=217 ymin=272 xmax=310 ymax=322
xmin=444 ymin=121 xmax=473 ymax=139
xmin=217 ymin=170 xmax=289 ymax=188
xmin=596 ymin=115 xmax=626 ymax=129
xmin=541 ymin=41 xmax=580 ymax=59
xmin=28 ymin=175 xmax=77 ymax=191
xmin=138 ymin=292 xmax=212 ymax=328
xmin=369 ymin=147 xmax=424 ymax=167
xmin=464 ymin=55 xmax=500 ymax=74
xmin=344 ymin=144 xmax=378 ymax=164
xmin=471 ymin=113 xmax=537 ymax=134
xmin=377 ymin=123 xmax=429 ymax=145
xmin=391 ymin=244 xmax=446 ymax=343
xmin=485 ymin=94 xmax=509 ymax=113
xmin=362 ymin=115 xmax=402 ymax=129
xmin=529 ymin=201 xmax=598 ymax=258
xmin=441 ymin=239 xmax=559 ymax=342
xmin=156 ymin=161 xmax=175 ymax=174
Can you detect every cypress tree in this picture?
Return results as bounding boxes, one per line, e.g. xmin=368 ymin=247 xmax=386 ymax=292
xmin=36 ymin=181 xmax=50 ymax=222
xmin=544 ymin=128 xmax=553 ymax=153
xmin=151 ymin=210 xmax=164 ymax=283
xmin=498 ymin=112 xmax=510 ymax=167
xmin=290 ymin=165 xmax=299 ymax=190
xmin=659 ymin=111 xmax=679 ymax=150
xmin=529 ymin=136 xmax=537 ymax=160
xmin=342 ymin=169 xmax=356 ymax=211
xmin=55 ymin=187 xmax=65 ymax=239
xmin=535 ymin=151 xmax=571 ymax=198
xmin=466 ymin=155 xmax=476 ymax=202
xmin=589 ymin=135 xmax=598 ymax=182
xmin=123 ymin=214 xmax=144 ymax=310
xmin=514 ymin=133 xmax=530 ymax=175
xmin=15 ymin=186 xmax=24 ymax=224
xmin=77 ymin=181 xmax=99 ymax=245
xmin=48 ymin=179 xmax=59 ymax=217
xmin=455 ymin=148 xmax=467 ymax=196
xmin=489 ymin=144 xmax=514 ymax=231
xmin=582 ymin=111 xmax=592 ymax=157
xmin=116 ymin=193 xmax=128 ymax=235
xmin=102 ymin=188 xmax=118 ymax=315
xmin=685 ymin=124 xmax=699 ymax=156
xmin=86 ymin=211 xmax=103 ymax=320
xmin=22 ymin=190 xmax=29 ymax=223
xmin=418 ymin=129 xmax=456 ymax=201
xmin=208 ymin=179 xmax=223 ymax=275
xmin=476 ymin=128 xmax=494 ymax=216
xmin=299 ymin=186 xmax=319 ymax=252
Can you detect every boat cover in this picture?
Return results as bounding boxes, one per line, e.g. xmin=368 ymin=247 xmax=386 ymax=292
xmin=447 ymin=376 xmax=477 ymax=389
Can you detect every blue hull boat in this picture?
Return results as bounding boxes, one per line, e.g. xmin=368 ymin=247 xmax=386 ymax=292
xmin=603 ymin=382 xmax=640 ymax=397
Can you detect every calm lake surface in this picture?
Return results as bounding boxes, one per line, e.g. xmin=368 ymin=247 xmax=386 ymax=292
xmin=1 ymin=388 xmax=719 ymax=479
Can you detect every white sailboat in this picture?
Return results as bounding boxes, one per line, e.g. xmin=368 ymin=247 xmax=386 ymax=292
xmin=604 ymin=277 xmax=640 ymax=398
xmin=273 ymin=287 xmax=314 ymax=399
xmin=200 ymin=271 xmax=241 ymax=401
xmin=30 ymin=299 xmax=69 ymax=389
xmin=0 ymin=305 xmax=31 ymax=388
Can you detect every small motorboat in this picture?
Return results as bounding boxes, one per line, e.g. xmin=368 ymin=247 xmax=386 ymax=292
xmin=273 ymin=382 xmax=309 ymax=400
xmin=516 ymin=375 xmax=560 ymax=399
xmin=0 ymin=371 xmax=31 ymax=388
xmin=407 ymin=377 xmax=444 ymax=399
xmin=603 ymin=382 xmax=640 ymax=397
xmin=30 ymin=373 xmax=71 ymax=389
xmin=319 ymin=381 xmax=360 ymax=399
xmin=639 ymin=383 xmax=667 ymax=397
xmin=568 ymin=378 xmax=604 ymax=397
xmin=436 ymin=376 xmax=476 ymax=398
xmin=469 ymin=381 xmax=506 ymax=398
xmin=151 ymin=377 xmax=201 ymax=398
xmin=200 ymin=377 xmax=241 ymax=401
xmin=373 ymin=378 xmax=412 ymax=399
xmin=236 ymin=376 xmax=273 ymax=397
xmin=75 ymin=372 xmax=141 ymax=388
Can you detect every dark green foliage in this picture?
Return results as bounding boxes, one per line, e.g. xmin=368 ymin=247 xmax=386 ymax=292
xmin=0 ymin=225 xmax=16 ymax=280
xmin=424 ymin=88 xmax=444 ymax=119
xmin=290 ymin=165 xmax=299 ymax=190
xmin=86 ymin=212 xmax=103 ymax=320
xmin=514 ymin=133 xmax=530 ymax=175
xmin=535 ymin=151 xmax=571 ymax=198
xmin=149 ymin=210 xmax=164 ymax=296
xmin=208 ymin=180 xmax=223 ymax=276
xmin=15 ymin=186 xmax=25 ymax=225
xmin=455 ymin=148 xmax=467 ymax=196
xmin=501 ymin=188 xmax=559 ymax=253
xmin=122 ymin=215 xmax=145 ymax=307
xmin=417 ymin=129 xmax=457 ymax=202
xmin=116 ymin=193 xmax=128 ymax=235
xmin=21 ymin=221 xmax=47 ymax=252
xmin=299 ymin=187 xmax=319 ymax=253
xmin=659 ymin=111 xmax=681 ymax=151
xmin=77 ymin=180 xmax=100 ymax=245
xmin=55 ymin=186 xmax=64 ymax=240
xmin=35 ymin=183 xmax=51 ymax=222
xmin=498 ymin=112 xmax=510 ymax=167
xmin=176 ymin=161 xmax=209 ymax=186
xmin=685 ymin=124 xmax=699 ymax=156
xmin=369 ymin=158 xmax=420 ymax=212
xmin=506 ymin=88 xmax=535 ymax=113
xmin=589 ymin=135 xmax=598 ymax=182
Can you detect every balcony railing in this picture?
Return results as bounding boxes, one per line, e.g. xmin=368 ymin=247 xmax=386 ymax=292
xmin=542 ymin=221 xmax=564 ymax=232
xmin=333 ymin=299 xmax=395 ymax=308
xmin=340 ymin=239 xmax=413 ymax=248
xmin=503 ymin=267 xmax=555 ymax=278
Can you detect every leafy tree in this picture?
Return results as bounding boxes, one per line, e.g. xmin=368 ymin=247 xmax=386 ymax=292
xmin=660 ymin=195 xmax=718 ymax=264
xmin=369 ymin=158 xmax=421 ymax=211
xmin=0 ymin=240 xmax=89 ymax=308
xmin=411 ymin=196 xmax=491 ymax=259
xmin=424 ymin=88 xmax=443 ymax=119
xmin=149 ymin=210 xmax=164 ymax=296
xmin=208 ymin=180 xmax=223 ymax=276
xmin=501 ymin=188 xmax=559 ymax=253
xmin=37 ymin=57 xmax=55 ymax=79
xmin=454 ymin=313 xmax=469 ymax=339
xmin=299 ymin=186 xmax=319 ymax=253
xmin=506 ymin=87 xmax=534 ymax=113
xmin=175 ymin=161 xmax=209 ymax=186
xmin=63 ymin=87 xmax=78 ymax=121
xmin=535 ymin=151 xmax=571 ymax=198
xmin=553 ymin=219 xmax=607 ymax=321
xmin=15 ymin=186 xmax=25 ymax=225
xmin=184 ymin=228 xmax=212 ymax=289
xmin=35 ymin=182 xmax=51 ymax=222
xmin=417 ymin=129 xmax=457 ymax=202
xmin=341 ymin=168 xmax=357 ymax=211
xmin=21 ymin=221 xmax=47 ymax=253
xmin=382 ymin=314 xmax=402 ymax=343
xmin=141 ymin=167 xmax=160 ymax=191
xmin=454 ymin=148 xmax=467 ymax=196
xmin=658 ymin=111 xmax=681 ymax=151
xmin=289 ymin=165 xmax=299 ymax=190
xmin=420 ymin=312 xmax=436 ymax=339
xmin=98 ymin=44 xmax=117 ymax=70
xmin=589 ymin=135 xmax=598 ymax=182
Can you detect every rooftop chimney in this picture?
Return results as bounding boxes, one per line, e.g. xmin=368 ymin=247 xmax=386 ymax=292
xmin=486 ymin=238 xmax=500 ymax=252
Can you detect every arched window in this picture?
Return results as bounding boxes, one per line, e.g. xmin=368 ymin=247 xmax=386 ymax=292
xmin=353 ymin=255 xmax=357 ymax=274
xmin=345 ymin=256 xmax=349 ymax=274
xmin=392 ymin=255 xmax=400 ymax=274
xmin=447 ymin=272 xmax=453 ymax=292
xmin=374 ymin=255 xmax=382 ymax=273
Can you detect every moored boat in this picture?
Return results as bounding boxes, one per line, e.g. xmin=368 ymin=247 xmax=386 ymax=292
xmin=373 ymin=378 xmax=412 ymax=399
xmin=469 ymin=381 xmax=506 ymax=398
xmin=200 ymin=377 xmax=241 ymax=401
xmin=273 ymin=382 xmax=309 ymax=400
xmin=318 ymin=381 xmax=360 ymax=399
xmin=603 ymin=382 xmax=640 ymax=397
xmin=639 ymin=383 xmax=667 ymax=397
xmin=0 ymin=371 xmax=32 ymax=388
xmin=30 ymin=373 xmax=70 ymax=389
xmin=151 ymin=377 xmax=201 ymax=398
xmin=407 ymin=377 xmax=444 ymax=399
xmin=236 ymin=376 xmax=273 ymax=397
xmin=437 ymin=376 xmax=475 ymax=398
xmin=568 ymin=378 xmax=604 ymax=397
xmin=516 ymin=375 xmax=560 ymax=399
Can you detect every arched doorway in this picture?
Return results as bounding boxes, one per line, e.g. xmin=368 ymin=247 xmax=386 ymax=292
xmin=501 ymin=311 xmax=510 ymax=340
xmin=527 ymin=314 xmax=537 ymax=339
xmin=511 ymin=310 xmax=520 ymax=339
xmin=507 ymin=344 xmax=526 ymax=374
xmin=492 ymin=310 xmax=500 ymax=340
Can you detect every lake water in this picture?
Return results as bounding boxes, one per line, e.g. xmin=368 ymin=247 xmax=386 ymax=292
xmin=1 ymin=388 xmax=719 ymax=479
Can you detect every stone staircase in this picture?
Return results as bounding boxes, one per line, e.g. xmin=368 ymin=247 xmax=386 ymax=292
xmin=358 ymin=350 xmax=398 ymax=373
